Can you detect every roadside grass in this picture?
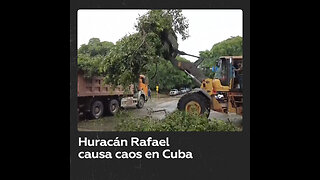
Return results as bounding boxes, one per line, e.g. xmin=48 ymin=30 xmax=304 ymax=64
xmin=115 ymin=110 xmax=241 ymax=132
xmin=78 ymin=116 xmax=117 ymax=131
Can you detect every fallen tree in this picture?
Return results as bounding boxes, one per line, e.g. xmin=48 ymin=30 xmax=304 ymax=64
xmin=100 ymin=10 xmax=190 ymax=87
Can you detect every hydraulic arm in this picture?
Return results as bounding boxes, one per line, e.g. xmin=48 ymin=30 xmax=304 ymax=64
xmin=161 ymin=30 xmax=207 ymax=86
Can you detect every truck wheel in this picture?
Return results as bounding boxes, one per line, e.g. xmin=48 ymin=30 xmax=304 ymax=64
xmin=136 ymin=97 xmax=145 ymax=109
xmin=177 ymin=92 xmax=210 ymax=117
xmin=106 ymin=99 xmax=120 ymax=116
xmin=90 ymin=100 xmax=104 ymax=119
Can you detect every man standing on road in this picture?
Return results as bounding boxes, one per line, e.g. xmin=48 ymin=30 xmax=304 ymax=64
xmin=148 ymin=88 xmax=151 ymax=100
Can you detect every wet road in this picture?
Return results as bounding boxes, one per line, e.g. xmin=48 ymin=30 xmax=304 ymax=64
xmin=77 ymin=93 xmax=242 ymax=131
xmin=131 ymin=94 xmax=242 ymax=127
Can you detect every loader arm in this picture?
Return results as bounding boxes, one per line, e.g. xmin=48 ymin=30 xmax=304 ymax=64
xmin=161 ymin=30 xmax=207 ymax=86
xmin=160 ymin=30 xmax=227 ymax=116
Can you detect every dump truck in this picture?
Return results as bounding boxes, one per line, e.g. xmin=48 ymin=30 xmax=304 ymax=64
xmin=77 ymin=70 xmax=149 ymax=119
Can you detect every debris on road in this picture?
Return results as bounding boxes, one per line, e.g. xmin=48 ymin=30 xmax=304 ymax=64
xmin=146 ymin=107 xmax=168 ymax=116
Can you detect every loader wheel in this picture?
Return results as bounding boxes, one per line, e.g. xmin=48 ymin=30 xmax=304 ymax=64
xmin=136 ymin=97 xmax=145 ymax=109
xmin=106 ymin=99 xmax=120 ymax=116
xmin=90 ymin=100 xmax=104 ymax=119
xmin=177 ymin=92 xmax=210 ymax=117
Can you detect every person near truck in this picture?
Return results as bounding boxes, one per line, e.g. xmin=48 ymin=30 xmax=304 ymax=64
xmin=148 ymin=88 xmax=151 ymax=100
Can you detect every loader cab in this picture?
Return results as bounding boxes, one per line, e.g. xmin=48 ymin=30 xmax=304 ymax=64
xmin=215 ymin=56 xmax=243 ymax=89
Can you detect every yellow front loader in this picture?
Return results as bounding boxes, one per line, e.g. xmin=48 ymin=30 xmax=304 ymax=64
xmin=161 ymin=31 xmax=243 ymax=117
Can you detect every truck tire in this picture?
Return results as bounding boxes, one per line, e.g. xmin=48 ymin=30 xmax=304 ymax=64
xmin=136 ymin=97 xmax=145 ymax=109
xmin=90 ymin=100 xmax=104 ymax=119
xmin=177 ymin=92 xmax=210 ymax=117
xmin=106 ymin=99 xmax=120 ymax=116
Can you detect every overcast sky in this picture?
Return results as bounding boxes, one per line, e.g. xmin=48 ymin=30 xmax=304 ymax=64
xmin=78 ymin=9 xmax=242 ymax=62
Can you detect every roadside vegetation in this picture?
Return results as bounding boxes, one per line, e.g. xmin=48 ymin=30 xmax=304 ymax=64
xmin=115 ymin=110 xmax=240 ymax=132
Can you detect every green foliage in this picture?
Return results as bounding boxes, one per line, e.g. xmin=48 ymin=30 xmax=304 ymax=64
xmin=135 ymin=10 xmax=189 ymax=40
xmin=77 ymin=54 xmax=105 ymax=77
xmin=199 ymin=36 xmax=243 ymax=78
xmin=101 ymin=32 xmax=161 ymax=86
xmin=77 ymin=38 xmax=114 ymax=77
xmin=115 ymin=111 xmax=240 ymax=132
xmin=145 ymin=56 xmax=195 ymax=92
xmin=79 ymin=38 xmax=114 ymax=57
xmin=100 ymin=10 xmax=189 ymax=87
xmin=175 ymin=56 xmax=190 ymax=62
